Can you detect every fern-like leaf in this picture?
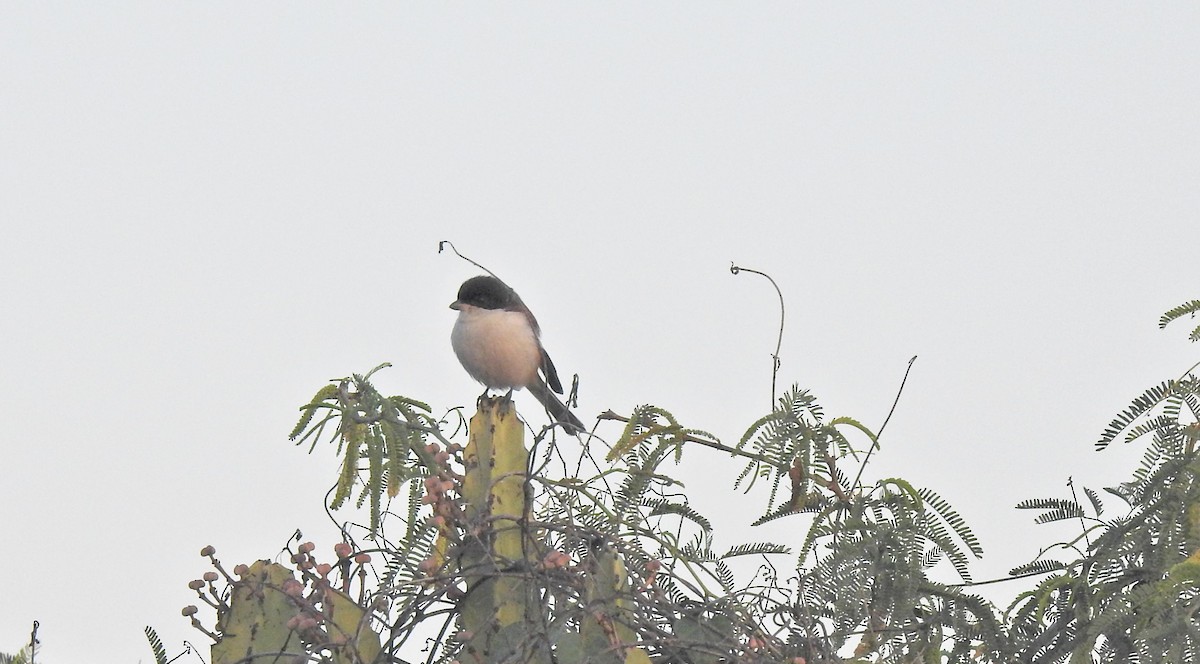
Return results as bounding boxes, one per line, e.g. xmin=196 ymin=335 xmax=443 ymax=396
xmin=1016 ymin=497 xmax=1084 ymax=512
xmin=1159 ymin=299 xmax=1200 ymax=342
xmin=921 ymin=487 xmax=984 ymax=557
xmin=1009 ymin=560 xmax=1067 ymax=576
xmin=646 ymin=499 xmax=713 ymax=532
xmin=1097 ymin=381 xmax=1176 ymax=450
xmin=144 ymin=626 xmax=168 ymax=664
xmin=721 ymin=542 xmax=790 ymax=558
xmin=1083 ymin=486 xmax=1104 ymax=517
xmin=1033 ymin=505 xmax=1086 ymax=525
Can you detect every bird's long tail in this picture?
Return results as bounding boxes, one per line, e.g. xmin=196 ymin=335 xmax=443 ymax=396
xmin=528 ymin=379 xmax=586 ymax=434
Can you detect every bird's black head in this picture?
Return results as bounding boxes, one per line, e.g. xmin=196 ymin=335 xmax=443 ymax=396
xmin=451 ymin=275 xmax=517 ymax=311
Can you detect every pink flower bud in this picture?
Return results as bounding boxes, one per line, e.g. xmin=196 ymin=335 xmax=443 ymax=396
xmin=199 ymin=545 xmax=216 ymax=557
xmin=187 ymin=580 xmax=205 ymax=590
xmin=202 ymin=571 xmax=218 ymax=582
xmin=354 ymin=552 xmax=371 ymax=564
xmin=233 ymin=564 xmax=249 ymax=576
xmin=182 ymin=605 xmax=198 ymax=616
xmin=315 ymin=563 xmax=332 ymax=576
xmin=334 ymin=542 xmax=353 ymax=558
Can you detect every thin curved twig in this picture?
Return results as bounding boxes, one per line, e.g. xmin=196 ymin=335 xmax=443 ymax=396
xmin=438 ymin=240 xmax=501 ymax=281
xmin=730 ymin=263 xmax=785 ymax=406
xmin=849 ymin=355 xmax=917 ymax=495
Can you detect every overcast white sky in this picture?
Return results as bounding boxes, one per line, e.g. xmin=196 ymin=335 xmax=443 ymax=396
xmin=2 ymin=4 xmax=1198 ymax=662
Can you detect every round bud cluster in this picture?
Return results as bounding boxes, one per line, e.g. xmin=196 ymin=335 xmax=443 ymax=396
xmin=281 ymin=578 xmax=305 ymax=597
xmin=291 ymin=541 xmax=319 ymax=571
xmin=425 ymin=442 xmax=453 ymax=466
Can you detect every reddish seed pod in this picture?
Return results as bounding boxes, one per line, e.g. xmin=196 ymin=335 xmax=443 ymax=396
xmin=315 ymin=563 xmax=332 ymax=576
xmin=291 ymin=553 xmax=306 ymax=564
xmin=299 ymin=541 xmax=315 ymax=554
xmin=354 ymin=552 xmax=371 ymax=564
xmin=182 ymin=605 xmax=198 ymax=616
xmin=334 ymin=542 xmax=353 ymax=558
xmin=233 ymin=564 xmax=249 ymax=576
xmin=202 ymin=571 xmax=218 ymax=582
xmin=187 ymin=579 xmax=204 ymax=590
xmin=200 ymin=545 xmax=216 ymax=557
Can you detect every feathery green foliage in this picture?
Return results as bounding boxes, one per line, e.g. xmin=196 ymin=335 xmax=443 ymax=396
xmin=1005 ymin=299 xmax=1200 ymax=662
xmin=167 ymin=298 xmax=1200 ymax=664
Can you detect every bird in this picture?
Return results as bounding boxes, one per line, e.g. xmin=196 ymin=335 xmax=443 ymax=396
xmin=449 ymin=275 xmax=586 ymax=433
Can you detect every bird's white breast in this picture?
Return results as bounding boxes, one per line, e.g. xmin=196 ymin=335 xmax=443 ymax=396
xmin=451 ymin=305 xmax=541 ymax=391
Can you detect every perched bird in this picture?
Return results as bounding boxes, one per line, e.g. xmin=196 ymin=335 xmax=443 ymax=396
xmin=449 ymin=275 xmax=585 ymax=433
